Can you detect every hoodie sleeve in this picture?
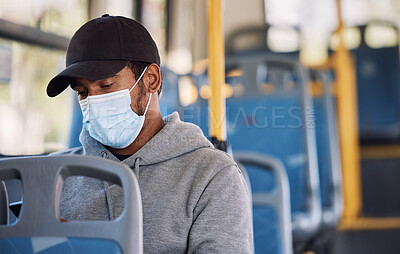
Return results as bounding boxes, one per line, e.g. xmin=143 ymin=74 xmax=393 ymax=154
xmin=188 ymin=164 xmax=254 ymax=254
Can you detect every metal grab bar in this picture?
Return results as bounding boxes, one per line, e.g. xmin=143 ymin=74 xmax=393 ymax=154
xmin=312 ymin=70 xmax=343 ymax=230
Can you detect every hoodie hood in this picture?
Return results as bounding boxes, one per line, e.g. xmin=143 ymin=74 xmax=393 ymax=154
xmin=79 ymin=112 xmax=214 ymax=167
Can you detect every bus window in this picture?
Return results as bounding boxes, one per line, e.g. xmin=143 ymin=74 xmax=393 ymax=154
xmin=0 ymin=41 xmax=70 ymax=155
xmin=365 ymin=24 xmax=398 ymax=48
xmin=267 ymin=26 xmax=300 ymax=53
xmin=0 ymin=1 xmax=87 ymax=155
xmin=330 ymin=27 xmax=361 ymax=50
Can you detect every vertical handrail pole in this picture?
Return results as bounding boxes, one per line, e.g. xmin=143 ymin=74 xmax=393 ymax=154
xmin=207 ymin=0 xmax=227 ymax=148
xmin=334 ymin=0 xmax=362 ymax=223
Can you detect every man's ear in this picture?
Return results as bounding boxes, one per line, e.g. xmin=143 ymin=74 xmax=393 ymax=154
xmin=145 ymin=63 xmax=161 ymax=93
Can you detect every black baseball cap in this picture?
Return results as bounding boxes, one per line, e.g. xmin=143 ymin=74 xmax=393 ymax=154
xmin=47 ymin=14 xmax=160 ymax=97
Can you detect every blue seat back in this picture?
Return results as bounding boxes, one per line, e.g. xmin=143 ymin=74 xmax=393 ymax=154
xmin=183 ymin=53 xmax=321 ymax=241
xmin=228 ymin=94 xmax=305 ymax=214
xmin=234 ymin=152 xmax=293 ymax=254
xmin=159 ymin=67 xmax=180 ymax=117
xmin=180 ymin=72 xmax=209 ymax=134
xmin=351 ymin=23 xmax=400 ymax=139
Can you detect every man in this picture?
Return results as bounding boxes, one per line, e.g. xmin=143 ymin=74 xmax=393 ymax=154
xmin=47 ymin=14 xmax=253 ymax=253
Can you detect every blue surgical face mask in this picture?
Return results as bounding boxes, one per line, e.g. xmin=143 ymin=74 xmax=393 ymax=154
xmin=79 ymin=67 xmax=151 ymax=148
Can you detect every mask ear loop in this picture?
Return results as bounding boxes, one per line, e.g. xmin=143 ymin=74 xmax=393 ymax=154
xmin=129 ymin=66 xmax=148 ymax=93
xmin=143 ymin=93 xmax=152 ymax=116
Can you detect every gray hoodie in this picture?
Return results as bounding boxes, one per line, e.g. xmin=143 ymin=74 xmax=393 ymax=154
xmin=53 ymin=112 xmax=253 ymax=253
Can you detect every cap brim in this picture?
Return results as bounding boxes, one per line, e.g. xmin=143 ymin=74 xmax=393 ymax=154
xmin=47 ymin=60 xmax=130 ymax=97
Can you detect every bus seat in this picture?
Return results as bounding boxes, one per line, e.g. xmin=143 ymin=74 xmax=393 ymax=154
xmin=227 ymin=54 xmax=321 ymax=242
xmin=311 ymin=70 xmax=343 ymax=230
xmin=356 ymin=24 xmax=400 ymax=140
xmin=330 ymin=21 xmax=400 ymax=141
xmin=0 ymin=155 xmax=143 ymax=254
xmin=234 ymin=152 xmax=293 ymax=254
xmin=180 ymin=72 xmax=209 ymax=135
xmin=159 ymin=66 xmax=180 ymax=117
xmin=183 ymin=54 xmax=322 ymax=242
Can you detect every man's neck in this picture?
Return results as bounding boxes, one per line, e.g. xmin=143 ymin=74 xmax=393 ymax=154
xmin=106 ymin=112 xmax=165 ymax=156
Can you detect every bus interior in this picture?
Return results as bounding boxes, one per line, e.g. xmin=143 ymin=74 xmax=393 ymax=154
xmin=1 ymin=0 xmax=400 ymax=253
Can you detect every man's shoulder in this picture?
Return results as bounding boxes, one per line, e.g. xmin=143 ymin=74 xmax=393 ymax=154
xmin=49 ymin=146 xmax=84 ymax=156
xmin=188 ymin=146 xmax=238 ymax=172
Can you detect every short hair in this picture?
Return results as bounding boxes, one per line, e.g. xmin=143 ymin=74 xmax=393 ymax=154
xmin=127 ymin=61 xmax=163 ymax=95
